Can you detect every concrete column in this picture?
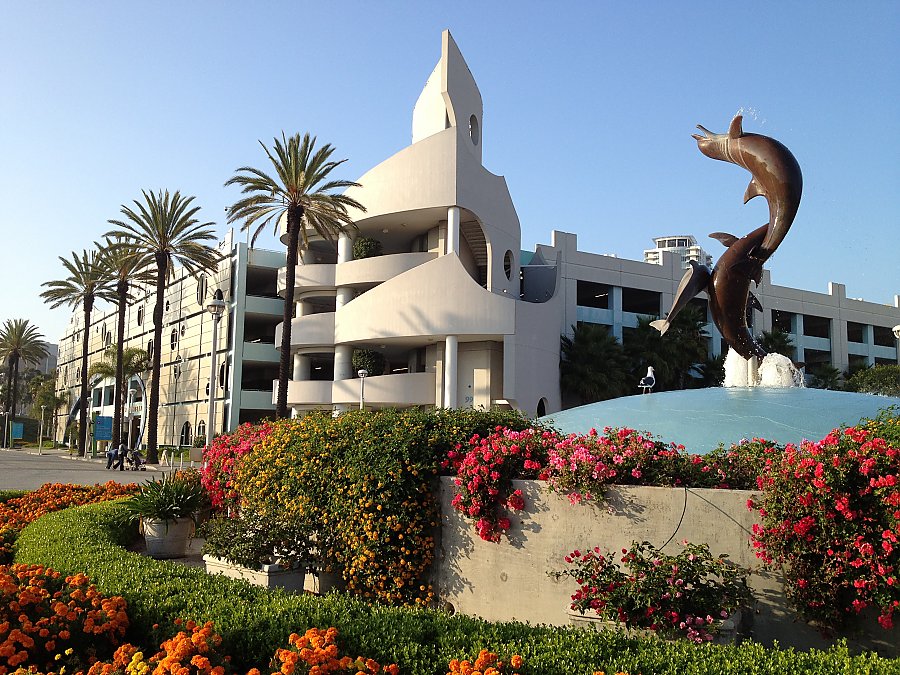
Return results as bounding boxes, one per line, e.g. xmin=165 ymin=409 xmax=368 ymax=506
xmin=334 ymin=345 xmax=353 ymax=382
xmin=337 ymin=232 xmax=353 ymax=264
xmin=447 ymin=207 xmax=460 ymax=255
xmin=293 ymin=353 xmax=310 ymax=381
xmin=610 ymin=286 xmax=624 ymax=342
xmin=794 ymin=314 xmax=805 ymax=364
xmin=863 ymin=324 xmax=875 ymax=366
xmin=443 ymin=335 xmax=458 ymax=408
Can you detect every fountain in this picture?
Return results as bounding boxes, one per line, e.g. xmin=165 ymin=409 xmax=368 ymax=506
xmin=543 ymin=116 xmax=900 ymax=451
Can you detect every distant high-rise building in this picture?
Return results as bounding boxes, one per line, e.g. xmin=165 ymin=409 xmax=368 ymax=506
xmin=644 ymin=235 xmax=713 ymax=269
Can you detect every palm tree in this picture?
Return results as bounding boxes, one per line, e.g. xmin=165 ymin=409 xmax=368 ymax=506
xmin=758 ymin=329 xmax=795 ymax=359
xmin=625 ymin=305 xmax=709 ymax=391
xmin=97 ymin=240 xmax=154 ymax=448
xmin=225 ymin=132 xmax=365 ymax=419
xmin=808 ymin=364 xmax=843 ymax=390
xmin=105 ymin=190 xmax=219 ymax=463
xmin=88 ymin=345 xmax=150 ymax=447
xmin=0 ymin=319 xmax=49 ymax=446
xmin=40 ymin=250 xmax=115 ymax=454
xmin=560 ymin=322 xmax=629 ymax=406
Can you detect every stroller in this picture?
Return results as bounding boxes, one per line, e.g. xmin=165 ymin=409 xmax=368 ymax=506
xmin=126 ymin=448 xmax=147 ymax=471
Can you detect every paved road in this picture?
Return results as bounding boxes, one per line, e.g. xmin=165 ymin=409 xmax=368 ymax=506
xmin=0 ymin=448 xmax=167 ymax=491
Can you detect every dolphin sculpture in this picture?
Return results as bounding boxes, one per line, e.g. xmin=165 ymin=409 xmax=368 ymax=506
xmin=693 ymin=115 xmax=802 ymax=264
xmin=651 ymin=115 xmax=803 ymax=362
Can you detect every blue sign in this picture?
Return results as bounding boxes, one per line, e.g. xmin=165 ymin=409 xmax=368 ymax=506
xmin=11 ymin=422 xmax=24 ymax=440
xmin=94 ymin=416 xmax=113 ymax=441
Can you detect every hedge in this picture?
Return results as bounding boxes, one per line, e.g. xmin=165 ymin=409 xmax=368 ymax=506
xmin=13 ymin=501 xmax=900 ymax=674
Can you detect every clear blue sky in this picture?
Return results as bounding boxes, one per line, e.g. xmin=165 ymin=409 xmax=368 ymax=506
xmin=2 ymin=1 xmax=898 ymax=343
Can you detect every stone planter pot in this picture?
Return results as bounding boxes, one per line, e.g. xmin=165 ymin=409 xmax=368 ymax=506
xmin=202 ymin=555 xmax=307 ymax=592
xmin=567 ymin=608 xmax=749 ymax=645
xmin=142 ymin=518 xmax=194 ymax=559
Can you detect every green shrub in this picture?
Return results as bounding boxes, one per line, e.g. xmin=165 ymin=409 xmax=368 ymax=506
xmin=199 ymin=509 xmax=311 ymax=570
xmin=0 ymin=489 xmax=27 ymax=503
xmin=352 ymin=348 xmax=387 ymax=377
xmin=14 ymin=501 xmax=900 ymax=674
xmin=845 ymin=365 xmax=900 ymax=397
xmin=235 ymin=408 xmax=531 ymax=605
xmin=352 ymin=236 xmax=383 ymax=260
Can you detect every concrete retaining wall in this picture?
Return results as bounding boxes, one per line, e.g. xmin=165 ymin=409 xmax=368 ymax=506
xmin=434 ymin=478 xmax=899 ymax=656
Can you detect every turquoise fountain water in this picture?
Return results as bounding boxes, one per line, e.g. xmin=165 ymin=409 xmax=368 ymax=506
xmin=542 ymin=387 xmax=899 ymax=454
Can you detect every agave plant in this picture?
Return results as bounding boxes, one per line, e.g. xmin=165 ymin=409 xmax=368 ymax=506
xmin=122 ymin=473 xmax=207 ymax=524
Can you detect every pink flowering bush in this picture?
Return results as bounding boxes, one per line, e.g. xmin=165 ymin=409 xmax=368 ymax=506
xmin=749 ymin=410 xmax=900 ymax=631
xmin=200 ymin=422 xmax=273 ymax=510
xmin=444 ymin=427 xmax=555 ymax=542
xmin=554 ymin=540 xmax=753 ymax=642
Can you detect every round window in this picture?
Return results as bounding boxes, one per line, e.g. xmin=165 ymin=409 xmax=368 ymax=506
xmin=468 ymin=114 xmax=479 ymax=145
xmin=503 ymin=250 xmax=513 ymax=280
xmin=170 ymin=329 xmax=178 ymax=351
xmin=136 ymin=306 xmax=144 ymax=325
xmin=196 ymin=275 xmax=208 ymax=306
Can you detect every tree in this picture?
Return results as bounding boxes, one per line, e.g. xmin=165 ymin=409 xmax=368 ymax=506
xmin=625 ymin=305 xmax=709 ymax=391
xmin=105 ymin=190 xmax=218 ymax=463
xmin=225 ymin=132 xmax=365 ymax=419
xmin=0 ymin=319 xmax=49 ymax=446
xmin=28 ymin=369 xmax=67 ymax=419
xmin=40 ymin=250 xmax=115 ymax=454
xmin=560 ymin=322 xmax=629 ymax=406
xmin=88 ymin=345 xmax=150 ymax=446
xmin=845 ymin=364 xmax=900 ymax=397
xmin=758 ymin=329 xmax=795 ymax=359
xmin=808 ymin=364 xmax=843 ymax=390
xmin=693 ymin=353 xmax=726 ymax=388
xmin=97 ymin=240 xmax=154 ymax=447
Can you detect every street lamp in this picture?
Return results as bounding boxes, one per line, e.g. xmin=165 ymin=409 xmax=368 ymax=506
xmin=206 ymin=289 xmax=227 ymax=449
xmin=1 ymin=409 xmax=7 ymax=449
xmin=357 ymin=369 xmax=368 ymax=410
xmin=38 ymin=405 xmax=46 ymax=455
xmin=893 ymin=325 xmax=900 ymax=340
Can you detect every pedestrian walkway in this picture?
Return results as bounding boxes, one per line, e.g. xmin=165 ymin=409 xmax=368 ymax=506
xmin=0 ymin=447 xmax=160 ymax=491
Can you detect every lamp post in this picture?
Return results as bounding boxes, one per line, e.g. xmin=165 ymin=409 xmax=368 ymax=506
xmin=1 ymin=410 xmax=7 ymax=449
xmin=893 ymin=325 xmax=900 ymax=340
xmin=206 ymin=289 xmax=226 ymax=449
xmin=357 ymin=369 xmax=368 ymax=411
xmin=38 ymin=405 xmax=46 ymax=455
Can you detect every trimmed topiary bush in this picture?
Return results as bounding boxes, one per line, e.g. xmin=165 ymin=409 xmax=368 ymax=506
xmin=845 ymin=365 xmax=900 ymax=397
xmin=352 ymin=349 xmax=386 ymax=377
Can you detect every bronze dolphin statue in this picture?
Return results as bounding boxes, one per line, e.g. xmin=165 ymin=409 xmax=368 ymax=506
xmin=652 ymin=116 xmax=802 ymax=362
xmin=693 ymin=115 xmax=802 ymax=263
xmin=707 ymin=224 xmax=769 ymax=360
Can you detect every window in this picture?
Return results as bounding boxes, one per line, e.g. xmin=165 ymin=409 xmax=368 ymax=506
xmin=874 ymin=325 xmax=896 ymax=348
xmin=622 ymin=287 xmax=660 ymax=315
xmin=147 ymin=339 xmax=154 ymax=359
xmin=771 ymin=309 xmax=793 ymax=333
xmin=170 ymin=328 xmax=178 ymax=351
xmin=576 ymin=281 xmax=610 ymax=309
xmin=180 ymin=323 xmax=186 ymax=337
xmin=847 ymin=321 xmax=865 ymax=343
xmin=196 ymin=420 xmax=206 ymax=443
xmin=802 ymin=314 xmax=830 ymax=339
xmin=179 ymin=421 xmax=192 ymax=447
xmin=165 ymin=300 xmax=170 ymax=312
xmin=468 ymin=114 xmax=479 ymax=145
xmin=136 ymin=306 xmax=144 ymax=325
xmin=104 ymin=331 xmax=112 ymax=347
xmin=196 ymin=275 xmax=208 ymax=306
xmin=503 ymin=250 xmax=513 ymax=280
xmin=219 ymin=362 xmax=228 ymax=388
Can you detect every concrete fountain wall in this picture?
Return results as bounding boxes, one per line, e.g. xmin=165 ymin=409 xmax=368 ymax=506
xmin=433 ymin=477 xmax=899 ymax=656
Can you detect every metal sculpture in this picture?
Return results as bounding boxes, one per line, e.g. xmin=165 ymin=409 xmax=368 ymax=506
xmin=651 ymin=115 xmax=802 ymax=360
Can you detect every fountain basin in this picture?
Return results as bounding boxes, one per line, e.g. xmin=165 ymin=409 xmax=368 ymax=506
xmin=542 ymin=388 xmax=900 ymax=453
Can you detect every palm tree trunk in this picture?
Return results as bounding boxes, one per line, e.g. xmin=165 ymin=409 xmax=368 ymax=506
xmin=147 ymin=254 xmax=167 ymax=463
xmin=277 ymin=208 xmax=302 ymax=419
xmin=3 ymin=357 xmax=12 ymax=447
xmin=78 ymin=298 xmax=93 ymax=455
xmin=11 ymin=355 xmax=20 ymax=420
xmin=112 ymin=279 xmax=128 ymax=448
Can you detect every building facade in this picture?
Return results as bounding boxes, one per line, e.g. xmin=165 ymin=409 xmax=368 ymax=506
xmin=53 ymin=32 xmax=900 ymax=442
xmin=53 ymin=232 xmax=285 ymax=450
